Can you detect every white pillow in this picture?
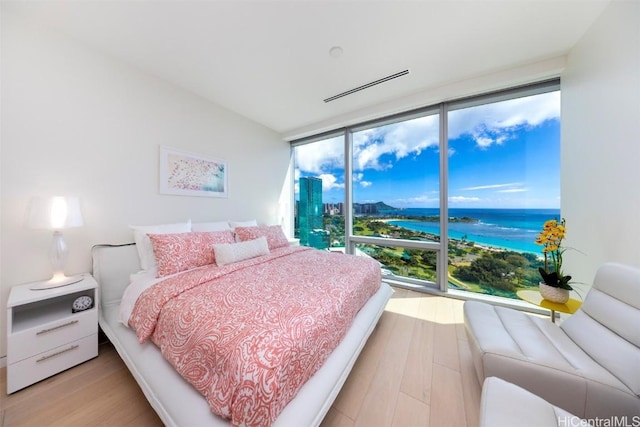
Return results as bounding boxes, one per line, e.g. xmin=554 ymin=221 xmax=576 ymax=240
xmin=129 ymin=220 xmax=191 ymax=271
xmin=213 ymin=236 xmax=270 ymax=267
xmin=192 ymin=221 xmax=231 ymax=232
xmin=229 ymin=219 xmax=258 ymax=229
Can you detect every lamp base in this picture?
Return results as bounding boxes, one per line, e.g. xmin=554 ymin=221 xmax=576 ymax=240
xmin=30 ymin=274 xmax=84 ymax=290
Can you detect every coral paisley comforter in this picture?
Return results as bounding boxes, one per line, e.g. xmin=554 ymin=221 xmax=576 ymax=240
xmin=129 ymin=246 xmax=381 ymax=426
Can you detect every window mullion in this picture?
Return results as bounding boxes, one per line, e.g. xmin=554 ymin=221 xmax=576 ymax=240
xmin=438 ymin=103 xmax=448 ymax=292
xmin=345 ymin=129 xmax=354 ymax=254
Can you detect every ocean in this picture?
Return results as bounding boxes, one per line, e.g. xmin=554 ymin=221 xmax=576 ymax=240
xmin=382 ymin=208 xmax=561 ymax=254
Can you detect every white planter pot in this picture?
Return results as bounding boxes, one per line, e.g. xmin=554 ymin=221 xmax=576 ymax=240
xmin=539 ymin=282 xmax=570 ymax=304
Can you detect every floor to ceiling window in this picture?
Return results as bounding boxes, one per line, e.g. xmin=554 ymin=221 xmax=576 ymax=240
xmin=291 ymin=80 xmax=560 ymax=299
xmin=293 ymin=133 xmax=345 ymax=249
xmin=446 ymin=88 xmax=561 ymax=298
xmin=350 ymin=110 xmax=441 ymax=284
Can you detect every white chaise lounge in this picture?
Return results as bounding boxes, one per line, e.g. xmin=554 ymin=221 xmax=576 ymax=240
xmin=465 ymin=262 xmax=640 ymax=419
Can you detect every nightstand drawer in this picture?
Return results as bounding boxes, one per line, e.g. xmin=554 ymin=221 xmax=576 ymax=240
xmin=7 ymin=333 xmax=98 ymax=394
xmin=8 ymin=308 xmax=97 ymax=364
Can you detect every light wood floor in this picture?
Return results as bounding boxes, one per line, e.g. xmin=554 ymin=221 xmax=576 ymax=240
xmin=0 ymin=287 xmax=482 ymax=427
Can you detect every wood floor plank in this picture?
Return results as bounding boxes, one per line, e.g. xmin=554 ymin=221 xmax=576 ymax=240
xmin=392 ymin=392 xmax=430 ymax=427
xmin=320 ymin=407 xmax=355 ymax=427
xmin=400 ymin=296 xmax=435 ymax=403
xmin=63 ymin=367 xmax=161 ymax=427
xmin=332 ymin=310 xmax=397 ymax=419
xmin=354 ymin=310 xmax=415 ymax=427
xmin=430 ymin=363 xmax=468 ymax=427
xmin=458 ymin=338 xmax=482 ymax=427
xmin=433 ymin=298 xmax=461 ymax=372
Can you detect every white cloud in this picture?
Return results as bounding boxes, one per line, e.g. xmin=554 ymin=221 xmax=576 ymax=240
xmin=449 ymin=196 xmax=481 ymax=203
xmin=353 ymin=172 xmax=373 ymax=188
xmin=391 ymin=194 xmax=439 ymax=206
xmin=449 ymin=91 xmax=559 ymax=149
xmin=498 ymin=188 xmax=528 ymax=193
xmin=460 ymin=182 xmax=527 ymax=195
xmin=475 ymin=136 xmax=494 ymax=148
xmin=353 ymin=114 xmax=439 ymax=171
xmin=295 ymin=91 xmax=559 ymax=172
xmin=294 ymin=171 xmax=344 ymax=193
xmin=318 ymin=173 xmax=344 ymax=191
xmin=463 ymin=182 xmax=523 ymax=191
xmin=295 ymin=135 xmax=344 ymax=174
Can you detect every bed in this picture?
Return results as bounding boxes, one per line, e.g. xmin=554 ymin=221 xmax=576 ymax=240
xmin=92 ymin=241 xmax=393 ymax=427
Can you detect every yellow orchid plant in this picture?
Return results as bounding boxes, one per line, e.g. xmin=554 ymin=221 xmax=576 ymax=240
xmin=535 ymin=218 xmax=572 ymax=290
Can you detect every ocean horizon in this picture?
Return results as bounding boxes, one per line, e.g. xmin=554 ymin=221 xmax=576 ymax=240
xmin=380 ymin=208 xmax=561 ymax=254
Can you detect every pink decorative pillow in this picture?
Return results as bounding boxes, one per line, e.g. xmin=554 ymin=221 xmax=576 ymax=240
xmin=149 ymin=230 xmax=235 ymax=277
xmin=235 ymin=225 xmax=290 ymax=250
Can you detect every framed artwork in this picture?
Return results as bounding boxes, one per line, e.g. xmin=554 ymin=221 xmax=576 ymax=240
xmin=159 ymin=146 xmax=228 ymax=198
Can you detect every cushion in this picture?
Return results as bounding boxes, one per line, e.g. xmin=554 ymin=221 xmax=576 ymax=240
xmin=192 ymin=221 xmax=231 ymax=232
xmin=235 ymin=225 xmax=289 ymax=250
xmin=480 ymin=377 xmax=584 ymax=427
xmin=129 ymin=220 xmax=191 ymax=271
xmin=213 ymin=237 xmax=270 ymax=267
xmin=149 ymin=230 xmax=235 ymax=277
xmin=229 ymin=219 xmax=258 ymax=229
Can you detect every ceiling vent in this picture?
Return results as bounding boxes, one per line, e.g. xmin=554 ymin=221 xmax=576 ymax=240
xmin=323 ymin=69 xmax=410 ymax=103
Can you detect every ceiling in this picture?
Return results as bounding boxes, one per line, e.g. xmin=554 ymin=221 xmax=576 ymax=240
xmin=4 ymin=1 xmax=609 ymax=137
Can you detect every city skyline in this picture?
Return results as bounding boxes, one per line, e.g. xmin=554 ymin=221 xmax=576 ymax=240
xmin=295 ymin=91 xmax=560 ymax=209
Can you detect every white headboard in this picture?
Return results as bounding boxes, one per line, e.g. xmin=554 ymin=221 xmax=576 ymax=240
xmin=91 ymin=243 xmax=141 ymax=309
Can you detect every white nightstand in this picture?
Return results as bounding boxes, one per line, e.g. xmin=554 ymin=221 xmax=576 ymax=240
xmin=6 ymin=274 xmax=99 ymax=394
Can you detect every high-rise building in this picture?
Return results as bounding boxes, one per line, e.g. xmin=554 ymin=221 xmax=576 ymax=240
xmin=308 ymin=229 xmax=330 ymax=249
xmin=323 ymin=203 xmax=344 ymax=216
xmin=298 ymin=177 xmax=325 ymax=247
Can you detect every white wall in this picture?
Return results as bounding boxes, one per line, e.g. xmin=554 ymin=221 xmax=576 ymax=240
xmin=561 ymin=0 xmax=640 ymax=285
xmin=0 ymin=12 xmax=290 ymax=358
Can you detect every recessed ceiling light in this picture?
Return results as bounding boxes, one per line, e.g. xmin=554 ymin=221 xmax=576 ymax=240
xmin=329 ymin=46 xmax=343 ymax=58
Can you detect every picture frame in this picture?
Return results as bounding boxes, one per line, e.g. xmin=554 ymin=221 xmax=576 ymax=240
xmin=159 ymin=146 xmax=228 ymax=198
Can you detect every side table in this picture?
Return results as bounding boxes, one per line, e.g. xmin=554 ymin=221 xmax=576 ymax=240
xmin=6 ymin=274 xmax=99 ymax=393
xmin=516 ymin=289 xmax=582 ymax=323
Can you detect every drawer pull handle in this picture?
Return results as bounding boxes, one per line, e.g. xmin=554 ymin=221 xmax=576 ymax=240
xmin=36 ymin=344 xmax=80 ymax=363
xmin=36 ymin=320 xmax=79 ymax=335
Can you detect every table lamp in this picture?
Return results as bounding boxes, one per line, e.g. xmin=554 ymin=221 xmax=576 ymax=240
xmin=28 ymin=196 xmax=84 ymax=290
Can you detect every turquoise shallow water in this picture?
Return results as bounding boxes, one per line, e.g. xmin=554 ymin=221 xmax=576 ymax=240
xmin=382 ymin=208 xmax=561 ymax=254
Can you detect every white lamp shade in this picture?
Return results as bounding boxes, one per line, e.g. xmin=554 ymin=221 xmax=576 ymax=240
xmin=28 ymin=196 xmax=84 ymax=230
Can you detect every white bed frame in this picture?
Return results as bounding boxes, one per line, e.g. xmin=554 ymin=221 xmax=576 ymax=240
xmin=92 ymin=243 xmax=393 ymax=427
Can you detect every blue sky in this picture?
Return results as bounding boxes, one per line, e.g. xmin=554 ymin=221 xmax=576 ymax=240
xmin=295 ymin=91 xmax=560 ymax=209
